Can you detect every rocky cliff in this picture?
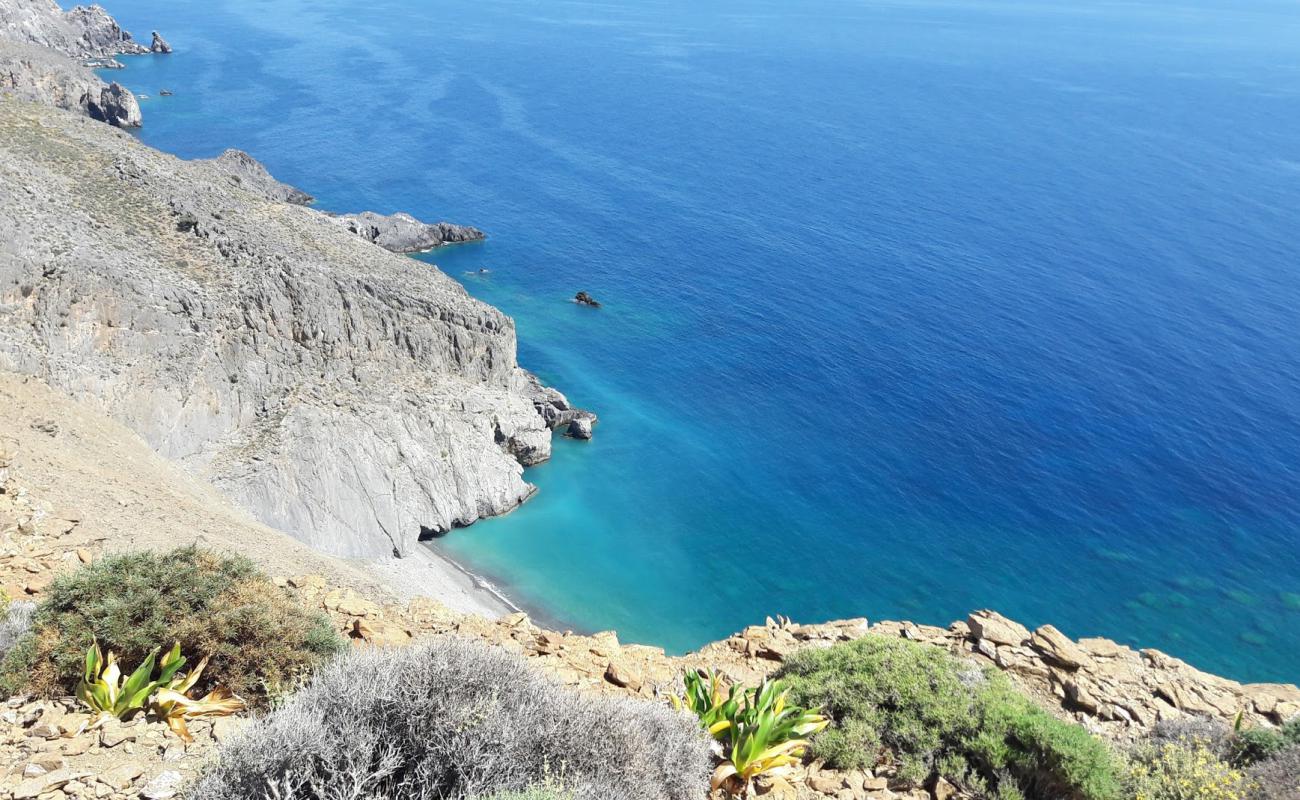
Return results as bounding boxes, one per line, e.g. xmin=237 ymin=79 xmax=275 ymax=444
xmin=0 ymin=0 xmax=146 ymax=59
xmin=0 ymin=0 xmax=147 ymax=127
xmin=0 ymin=96 xmax=585 ymax=558
xmin=0 ymin=37 xmax=136 ymax=126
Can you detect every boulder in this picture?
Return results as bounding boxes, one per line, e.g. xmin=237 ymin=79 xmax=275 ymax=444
xmin=92 ymin=80 xmax=141 ymax=127
xmin=1029 ymin=624 xmax=1090 ymax=670
xmin=333 ymin=210 xmax=485 ymax=253
xmin=966 ymin=610 xmax=1030 ymax=647
xmin=565 ymin=416 xmax=593 ymax=440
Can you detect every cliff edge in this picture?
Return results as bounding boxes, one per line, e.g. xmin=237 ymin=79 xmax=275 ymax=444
xmin=0 ymin=96 xmax=583 ymax=558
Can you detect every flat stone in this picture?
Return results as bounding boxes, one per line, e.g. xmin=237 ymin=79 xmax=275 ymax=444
xmin=139 ymin=771 xmax=182 ymax=800
xmin=98 ymin=720 xmax=135 ymax=748
xmin=1030 ymin=625 xmax=1090 ymax=670
xmin=97 ymin=763 xmax=142 ymax=791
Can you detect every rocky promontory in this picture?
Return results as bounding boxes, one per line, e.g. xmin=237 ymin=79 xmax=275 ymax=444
xmin=0 ymin=38 xmax=138 ymax=126
xmin=0 ymin=0 xmax=156 ymax=128
xmin=332 ymin=209 xmax=487 ymax=253
xmin=0 ymin=0 xmax=150 ymax=59
xmin=203 ymin=147 xmax=315 ymax=205
xmin=0 ymin=95 xmax=591 ymax=559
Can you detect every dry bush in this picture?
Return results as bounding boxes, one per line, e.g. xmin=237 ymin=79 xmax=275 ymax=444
xmin=189 ymin=637 xmax=712 ymax=800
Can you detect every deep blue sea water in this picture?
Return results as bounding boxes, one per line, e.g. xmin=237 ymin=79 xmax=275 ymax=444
xmin=102 ymin=0 xmax=1300 ymax=682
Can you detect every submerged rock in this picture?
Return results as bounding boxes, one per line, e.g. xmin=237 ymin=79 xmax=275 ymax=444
xmin=149 ymin=30 xmax=170 ymax=54
xmin=574 ymin=291 xmax=600 ymax=307
xmin=333 ymin=210 xmax=485 ymax=253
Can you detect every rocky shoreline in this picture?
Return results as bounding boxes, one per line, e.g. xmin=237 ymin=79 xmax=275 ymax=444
xmin=0 ymin=9 xmax=1294 ymax=799
xmin=0 ymin=0 xmax=600 ymax=561
xmin=1 ymin=434 xmax=1297 ymax=799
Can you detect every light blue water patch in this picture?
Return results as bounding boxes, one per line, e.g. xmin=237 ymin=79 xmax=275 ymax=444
xmin=104 ymin=0 xmax=1300 ymax=681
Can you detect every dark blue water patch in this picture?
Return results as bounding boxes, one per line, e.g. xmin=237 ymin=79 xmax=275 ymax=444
xmin=105 ymin=0 xmax=1300 ymax=682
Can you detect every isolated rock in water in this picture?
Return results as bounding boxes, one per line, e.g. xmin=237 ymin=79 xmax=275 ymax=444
xmin=566 ymin=417 xmax=593 ymax=440
xmin=334 ymin=210 xmax=485 ymax=253
xmin=203 ymin=149 xmax=314 ymax=204
xmin=91 ymin=80 xmax=140 ymax=127
xmin=158 ymin=88 xmax=171 ymax=96
xmin=149 ymin=30 xmax=170 ymax=53
xmin=574 ymin=291 xmax=600 ymax=307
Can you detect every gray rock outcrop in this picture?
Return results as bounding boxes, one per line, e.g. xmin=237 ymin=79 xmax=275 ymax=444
xmin=0 ymin=37 xmax=137 ymax=126
xmin=0 ymin=0 xmax=146 ymax=59
xmin=1 ymin=0 xmax=154 ymax=127
xmin=203 ymin=148 xmax=315 ymax=205
xmin=61 ymin=3 xmax=146 ymax=57
xmin=148 ymin=30 xmax=168 ymax=54
xmin=0 ymin=95 xmax=590 ymax=559
xmin=89 ymin=75 xmax=136 ymax=125
xmin=333 ymin=210 xmax=486 ymax=253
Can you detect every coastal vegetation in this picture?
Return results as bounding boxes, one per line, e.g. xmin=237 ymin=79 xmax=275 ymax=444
xmin=674 ymin=669 xmax=828 ymax=794
xmin=0 ymin=546 xmax=342 ymax=703
xmin=1137 ymin=717 xmax=1300 ymax=800
xmin=187 ymin=638 xmax=712 ymax=800
xmin=778 ymin=636 xmax=1122 ymax=800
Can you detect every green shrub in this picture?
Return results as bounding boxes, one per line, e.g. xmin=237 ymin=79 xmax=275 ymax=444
xmin=1124 ymin=739 xmax=1252 ymax=800
xmin=0 ymin=547 xmax=342 ymax=704
xmin=672 ymin=670 xmax=828 ymax=795
xmin=1229 ymin=719 xmax=1300 ymax=768
xmin=778 ymin=636 xmax=1121 ymax=800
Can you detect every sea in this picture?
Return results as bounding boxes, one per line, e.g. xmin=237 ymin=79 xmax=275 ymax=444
xmin=102 ymin=0 xmax=1300 ymax=682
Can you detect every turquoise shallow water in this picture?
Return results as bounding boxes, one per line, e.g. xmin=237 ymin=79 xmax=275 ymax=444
xmin=104 ymin=0 xmax=1300 ymax=681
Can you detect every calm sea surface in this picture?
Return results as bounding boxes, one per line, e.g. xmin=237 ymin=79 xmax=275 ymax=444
xmin=104 ymin=0 xmax=1300 ymax=681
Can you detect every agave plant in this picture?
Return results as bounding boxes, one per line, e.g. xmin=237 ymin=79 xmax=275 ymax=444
xmin=151 ymin=653 xmax=246 ymax=742
xmin=673 ymin=670 xmax=828 ymax=797
xmin=76 ymin=640 xmax=186 ymax=727
xmin=672 ymin=668 xmax=741 ymax=738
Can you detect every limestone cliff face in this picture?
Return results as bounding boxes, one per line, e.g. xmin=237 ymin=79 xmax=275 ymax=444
xmin=0 ymin=0 xmax=146 ymax=128
xmin=0 ymin=0 xmax=147 ymax=59
xmin=0 ymin=40 xmax=139 ymax=126
xmin=0 ymin=97 xmax=578 ymax=558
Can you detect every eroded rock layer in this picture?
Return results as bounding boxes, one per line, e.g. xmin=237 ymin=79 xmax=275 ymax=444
xmin=0 ymin=96 xmax=580 ymax=558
